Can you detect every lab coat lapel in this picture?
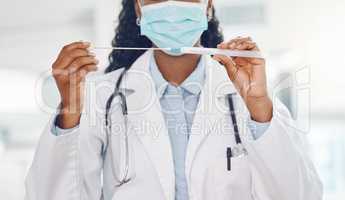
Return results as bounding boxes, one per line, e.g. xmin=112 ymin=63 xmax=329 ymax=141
xmin=120 ymin=50 xmax=175 ymax=200
xmin=185 ymin=57 xmax=237 ymax=177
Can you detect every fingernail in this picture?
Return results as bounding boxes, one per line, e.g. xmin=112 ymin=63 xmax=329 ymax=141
xmin=218 ymin=61 xmax=224 ymax=66
xmin=95 ymin=59 xmax=99 ymax=64
xmin=88 ymin=52 xmax=96 ymax=56
xmin=230 ymin=43 xmax=236 ymax=48
xmin=83 ymin=41 xmax=91 ymax=46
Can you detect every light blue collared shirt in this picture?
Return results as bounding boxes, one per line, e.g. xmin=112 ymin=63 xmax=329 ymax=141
xmin=149 ymin=55 xmax=269 ymax=200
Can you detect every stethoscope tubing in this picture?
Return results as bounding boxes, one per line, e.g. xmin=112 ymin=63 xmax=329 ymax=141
xmin=105 ymin=69 xmax=132 ymax=186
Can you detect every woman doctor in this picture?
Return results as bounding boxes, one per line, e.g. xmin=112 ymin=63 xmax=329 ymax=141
xmin=25 ymin=0 xmax=323 ymax=200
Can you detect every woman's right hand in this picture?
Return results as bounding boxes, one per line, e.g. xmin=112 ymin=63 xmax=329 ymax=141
xmin=52 ymin=41 xmax=99 ymax=129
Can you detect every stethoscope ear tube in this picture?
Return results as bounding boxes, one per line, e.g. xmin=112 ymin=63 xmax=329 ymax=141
xmin=118 ymin=92 xmax=128 ymax=115
xmin=226 ymin=94 xmax=248 ymax=171
xmin=105 ymin=68 xmax=128 ymax=125
xmin=105 ymin=93 xmax=115 ymax=126
xmin=227 ymin=94 xmax=242 ymax=144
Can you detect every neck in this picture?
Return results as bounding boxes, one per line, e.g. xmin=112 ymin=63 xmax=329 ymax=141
xmin=154 ymin=50 xmax=201 ymax=86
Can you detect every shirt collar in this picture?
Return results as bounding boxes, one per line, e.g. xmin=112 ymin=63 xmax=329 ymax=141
xmin=149 ymin=54 xmax=206 ymax=99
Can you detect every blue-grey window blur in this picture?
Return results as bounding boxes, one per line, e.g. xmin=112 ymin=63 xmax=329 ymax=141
xmin=0 ymin=0 xmax=344 ymax=199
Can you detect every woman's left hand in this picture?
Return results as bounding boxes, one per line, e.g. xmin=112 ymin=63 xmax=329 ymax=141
xmin=212 ymin=36 xmax=273 ymax=122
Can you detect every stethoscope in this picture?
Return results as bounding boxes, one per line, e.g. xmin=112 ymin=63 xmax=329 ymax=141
xmin=104 ymin=68 xmax=248 ymax=186
xmin=105 ymin=68 xmax=131 ymax=187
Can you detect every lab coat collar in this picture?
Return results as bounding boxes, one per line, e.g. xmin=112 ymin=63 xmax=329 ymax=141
xmin=120 ymin=50 xmax=237 ymax=97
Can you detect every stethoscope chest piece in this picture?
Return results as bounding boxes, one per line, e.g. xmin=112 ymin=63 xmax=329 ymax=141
xmin=231 ymin=144 xmax=248 ymax=158
xmin=226 ymin=144 xmax=248 ymax=172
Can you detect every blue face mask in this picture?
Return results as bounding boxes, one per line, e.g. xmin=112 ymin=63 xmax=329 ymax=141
xmin=140 ymin=1 xmax=209 ymax=56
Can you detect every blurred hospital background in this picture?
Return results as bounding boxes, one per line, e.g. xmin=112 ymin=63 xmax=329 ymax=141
xmin=0 ymin=0 xmax=344 ymax=199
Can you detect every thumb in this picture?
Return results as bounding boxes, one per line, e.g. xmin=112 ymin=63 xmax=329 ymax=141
xmin=212 ymin=54 xmax=238 ymax=81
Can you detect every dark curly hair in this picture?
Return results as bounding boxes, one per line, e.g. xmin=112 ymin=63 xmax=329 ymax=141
xmin=105 ymin=0 xmax=224 ymax=73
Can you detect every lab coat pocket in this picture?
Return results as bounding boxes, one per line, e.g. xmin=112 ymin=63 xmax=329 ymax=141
xmin=207 ymin=154 xmax=252 ymax=200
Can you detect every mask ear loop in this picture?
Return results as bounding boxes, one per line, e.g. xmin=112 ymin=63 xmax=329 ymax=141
xmin=206 ymin=0 xmax=213 ymax=22
xmin=136 ymin=0 xmax=144 ymax=26
xmin=136 ymin=18 xmax=141 ymax=26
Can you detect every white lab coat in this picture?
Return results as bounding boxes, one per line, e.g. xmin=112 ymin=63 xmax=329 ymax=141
xmin=25 ymin=50 xmax=322 ymax=200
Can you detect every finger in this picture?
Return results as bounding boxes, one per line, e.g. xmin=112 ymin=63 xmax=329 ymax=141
xmin=233 ymin=36 xmax=252 ymax=44
xmin=218 ymin=37 xmax=243 ymax=49
xmin=234 ymin=41 xmax=263 ymax=65
xmin=74 ymin=64 xmax=98 ymax=82
xmin=54 ymin=49 xmax=93 ymax=69
xmin=231 ymin=36 xmax=251 ymax=43
xmin=52 ymin=68 xmax=69 ymax=79
xmin=213 ymin=54 xmax=239 ymax=81
xmin=53 ymin=64 xmax=98 ymax=84
xmin=218 ymin=36 xmax=252 ymax=50
xmin=218 ymin=38 xmax=238 ymax=49
xmin=62 ymin=41 xmax=90 ymax=52
xmin=68 ymin=56 xmax=99 ymax=73
xmin=81 ymin=64 xmax=98 ymax=72
xmin=233 ymin=57 xmax=249 ymax=66
xmin=213 ymin=54 xmax=236 ymax=68
xmin=236 ymin=41 xmax=257 ymax=50
xmin=233 ymin=55 xmax=264 ymax=67
xmin=60 ymin=48 xmax=93 ymax=60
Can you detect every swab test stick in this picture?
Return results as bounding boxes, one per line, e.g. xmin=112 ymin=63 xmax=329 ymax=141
xmin=180 ymin=47 xmax=263 ymax=59
xmin=91 ymin=47 xmax=263 ymax=58
xmin=92 ymin=47 xmax=173 ymax=51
